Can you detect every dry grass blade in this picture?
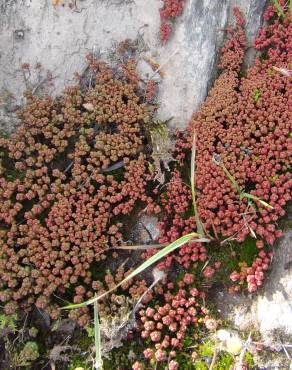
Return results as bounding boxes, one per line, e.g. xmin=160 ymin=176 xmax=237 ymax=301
xmin=114 ymin=244 xmax=167 ymax=250
xmin=94 ymin=300 xmax=103 ymax=370
xmin=191 ymin=132 xmax=204 ymax=236
xmin=62 ymin=233 xmax=209 ymax=309
xmin=272 ymin=66 xmax=292 ymax=77
xmin=208 ymin=348 xmax=217 ymax=370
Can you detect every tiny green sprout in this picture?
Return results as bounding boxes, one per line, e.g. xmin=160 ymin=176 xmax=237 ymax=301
xmin=253 ymin=88 xmax=261 ymax=103
xmin=94 ymin=300 xmax=103 ymax=370
xmin=0 ymin=313 xmax=18 ymax=334
xmin=85 ymin=325 xmax=95 ymax=338
xmin=269 ymin=175 xmax=279 ymax=184
xmin=267 ymin=68 xmax=273 ymax=76
xmin=148 ymin=162 xmax=155 ymax=174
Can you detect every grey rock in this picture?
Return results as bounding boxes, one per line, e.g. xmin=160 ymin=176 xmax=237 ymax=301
xmin=213 ymin=207 xmax=292 ymax=341
xmin=132 ymin=214 xmax=160 ymax=244
xmin=53 ymin=319 xmax=76 ymax=336
xmin=158 ymin=0 xmax=269 ymax=129
xmin=0 ymin=0 xmax=268 ymax=132
xmin=256 ymin=220 xmax=292 ymax=337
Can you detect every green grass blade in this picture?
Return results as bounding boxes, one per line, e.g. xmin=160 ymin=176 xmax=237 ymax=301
xmin=94 ymin=300 xmax=103 ymax=370
xmin=191 ymin=133 xmax=204 ymax=236
xmin=218 ymin=161 xmax=273 ymax=209
xmin=290 ymin=0 xmax=292 ymax=16
xmin=240 ymin=193 xmax=273 ymax=209
xmin=219 ymin=162 xmax=241 ymax=194
xmin=273 ymin=0 xmax=285 ymax=18
xmin=62 ymin=233 xmax=209 ymax=309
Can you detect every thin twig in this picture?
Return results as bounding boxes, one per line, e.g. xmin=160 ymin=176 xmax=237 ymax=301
xmin=280 ymin=340 xmax=291 ymax=360
xmin=31 ymin=73 xmax=55 ymax=95
xmin=220 ymin=214 xmax=256 ymax=245
xmin=114 ymin=243 xmax=167 ymax=250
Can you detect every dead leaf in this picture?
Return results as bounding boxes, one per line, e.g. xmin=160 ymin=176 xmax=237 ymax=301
xmin=83 ymin=103 xmax=94 ymax=111
xmin=52 ymin=0 xmax=65 ymax=6
xmin=272 ymin=66 xmax=292 ymax=77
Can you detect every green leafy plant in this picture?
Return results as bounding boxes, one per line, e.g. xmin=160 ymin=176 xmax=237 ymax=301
xmin=0 ymin=313 xmax=18 ymax=334
xmin=253 ymin=88 xmax=261 ymax=102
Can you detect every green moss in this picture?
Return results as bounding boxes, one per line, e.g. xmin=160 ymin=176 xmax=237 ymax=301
xmin=244 ymin=351 xmax=255 ymax=367
xmin=238 ymin=236 xmax=258 ymax=265
xmin=18 ymin=341 xmax=40 ymax=367
xmin=74 ymin=330 xmax=94 ymax=350
xmin=198 ymin=341 xmax=213 ymax=357
xmin=0 ymin=312 xmax=18 ymax=334
xmin=194 ymin=360 xmax=208 ymax=370
xmin=103 ymin=341 xmax=142 ymax=370
xmin=68 ymin=355 xmax=91 ymax=370
xmin=0 ymin=130 xmax=9 ymax=139
xmin=214 ymin=352 xmax=234 ymax=370
xmin=5 ymin=168 xmax=26 ymax=182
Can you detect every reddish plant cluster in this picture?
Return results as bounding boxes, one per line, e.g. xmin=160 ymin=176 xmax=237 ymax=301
xmin=229 ymin=249 xmax=273 ymax=293
xmin=0 ymin=61 xmax=159 ymax=320
xmin=67 ymin=264 xmax=155 ymax=325
xmin=145 ymin=79 xmax=158 ymax=103
xmin=262 ymin=0 xmax=288 ymax=21
xmin=159 ymin=7 xmax=292 ymax=251
xmin=159 ymin=0 xmax=185 ymax=43
xmin=121 ymin=58 xmax=140 ymax=86
xmin=137 ymin=272 xmax=216 ymax=366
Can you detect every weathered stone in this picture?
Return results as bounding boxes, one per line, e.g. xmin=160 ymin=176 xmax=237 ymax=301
xmin=213 ymin=207 xmax=292 ymax=341
xmin=0 ymin=0 xmax=268 ymax=132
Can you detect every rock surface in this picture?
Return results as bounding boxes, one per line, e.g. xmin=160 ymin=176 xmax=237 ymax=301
xmin=0 ymin=0 xmax=268 ymax=132
xmin=214 ymin=207 xmax=292 ymax=342
xmin=257 ymin=214 xmax=292 ymax=338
